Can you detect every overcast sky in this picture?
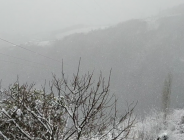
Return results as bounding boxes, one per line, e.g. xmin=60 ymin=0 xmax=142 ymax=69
xmin=0 ymin=0 xmax=184 ymax=35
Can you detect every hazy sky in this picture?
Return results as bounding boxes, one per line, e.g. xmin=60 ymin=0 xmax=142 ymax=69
xmin=0 ymin=0 xmax=184 ymax=35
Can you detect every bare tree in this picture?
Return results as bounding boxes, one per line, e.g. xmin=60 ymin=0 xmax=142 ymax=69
xmin=0 ymin=62 xmax=136 ymax=140
xmin=51 ymin=61 xmax=136 ymax=140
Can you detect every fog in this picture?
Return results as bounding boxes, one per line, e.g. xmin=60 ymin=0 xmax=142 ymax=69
xmin=1 ymin=1 xmax=184 ymax=115
xmin=0 ymin=0 xmax=183 ymax=36
xmin=2 ymin=2 xmax=184 ymax=139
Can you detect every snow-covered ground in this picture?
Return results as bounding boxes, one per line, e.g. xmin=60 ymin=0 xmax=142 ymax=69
xmin=55 ymin=26 xmax=109 ymax=39
xmin=20 ymin=26 xmax=109 ymax=48
xmin=76 ymin=109 xmax=184 ymax=140
xmin=130 ymin=109 xmax=184 ymax=140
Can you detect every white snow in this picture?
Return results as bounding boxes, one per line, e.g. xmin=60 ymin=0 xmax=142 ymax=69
xmin=144 ymin=17 xmax=160 ymax=31
xmin=37 ymin=41 xmax=51 ymax=47
xmin=130 ymin=109 xmax=184 ymax=140
xmin=56 ymin=26 xmax=109 ymax=39
xmin=16 ymin=109 xmax=22 ymax=116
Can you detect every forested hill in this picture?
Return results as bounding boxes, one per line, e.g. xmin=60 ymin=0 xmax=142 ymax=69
xmin=48 ymin=6 xmax=184 ymax=112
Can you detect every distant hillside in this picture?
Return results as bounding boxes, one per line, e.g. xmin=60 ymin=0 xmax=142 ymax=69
xmin=48 ymin=10 xmax=184 ymax=113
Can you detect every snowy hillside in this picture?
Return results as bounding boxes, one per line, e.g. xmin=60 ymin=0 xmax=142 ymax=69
xmin=20 ymin=25 xmax=109 ymax=47
xmin=129 ymin=109 xmax=184 ymax=140
xmin=55 ymin=26 xmax=109 ymax=40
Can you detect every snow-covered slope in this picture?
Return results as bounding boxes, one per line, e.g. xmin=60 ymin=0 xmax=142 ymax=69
xmin=131 ymin=109 xmax=184 ymax=140
xmin=19 ymin=25 xmax=109 ymax=47
xmin=55 ymin=26 xmax=109 ymax=40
